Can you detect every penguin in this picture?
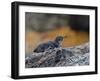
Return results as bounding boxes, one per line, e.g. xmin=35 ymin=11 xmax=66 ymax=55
xmin=33 ymin=36 xmax=64 ymax=53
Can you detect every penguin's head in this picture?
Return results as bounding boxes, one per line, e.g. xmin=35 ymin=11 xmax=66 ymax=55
xmin=55 ymin=36 xmax=64 ymax=44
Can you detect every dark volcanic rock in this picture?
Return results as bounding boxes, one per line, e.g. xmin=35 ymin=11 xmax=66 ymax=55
xmin=25 ymin=43 xmax=89 ymax=68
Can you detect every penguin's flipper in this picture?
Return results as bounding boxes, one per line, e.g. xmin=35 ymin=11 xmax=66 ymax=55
xmin=33 ymin=44 xmax=45 ymax=53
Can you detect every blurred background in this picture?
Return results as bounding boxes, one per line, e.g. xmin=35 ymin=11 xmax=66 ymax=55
xmin=25 ymin=12 xmax=89 ymax=56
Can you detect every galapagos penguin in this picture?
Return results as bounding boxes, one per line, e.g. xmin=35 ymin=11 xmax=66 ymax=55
xmin=33 ymin=36 xmax=64 ymax=53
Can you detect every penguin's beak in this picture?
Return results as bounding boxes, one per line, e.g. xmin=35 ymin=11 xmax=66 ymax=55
xmin=63 ymin=35 xmax=68 ymax=38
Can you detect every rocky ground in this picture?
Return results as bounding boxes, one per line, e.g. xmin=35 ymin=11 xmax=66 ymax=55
xmin=25 ymin=43 xmax=89 ymax=68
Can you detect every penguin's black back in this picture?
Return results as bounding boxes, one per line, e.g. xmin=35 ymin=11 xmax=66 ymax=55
xmin=33 ymin=41 xmax=60 ymax=53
